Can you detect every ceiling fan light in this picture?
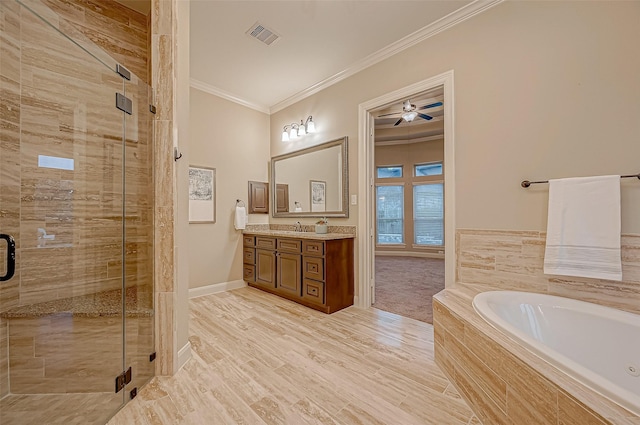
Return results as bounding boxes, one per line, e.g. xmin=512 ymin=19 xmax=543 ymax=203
xmin=298 ymin=120 xmax=306 ymax=136
xmin=402 ymin=111 xmax=418 ymax=122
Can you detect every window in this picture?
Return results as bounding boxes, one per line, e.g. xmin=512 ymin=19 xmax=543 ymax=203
xmin=377 ymin=166 xmax=403 ymax=178
xmin=414 ymin=183 xmax=443 ymax=246
xmin=415 ymin=162 xmax=442 ymax=177
xmin=376 ymin=185 xmax=404 ymax=244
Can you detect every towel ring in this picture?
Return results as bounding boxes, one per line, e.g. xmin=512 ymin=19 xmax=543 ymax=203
xmin=236 ymin=199 xmax=246 ymax=207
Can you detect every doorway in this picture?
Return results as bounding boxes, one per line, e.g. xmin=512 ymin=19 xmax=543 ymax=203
xmin=371 ymin=88 xmax=445 ymax=322
xmin=357 ymin=71 xmax=455 ymax=313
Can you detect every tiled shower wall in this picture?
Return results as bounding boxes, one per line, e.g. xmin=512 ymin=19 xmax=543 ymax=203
xmin=0 ymin=0 xmax=152 ymax=398
xmin=0 ymin=0 xmax=151 ymax=310
xmin=455 ymin=229 xmax=640 ymax=314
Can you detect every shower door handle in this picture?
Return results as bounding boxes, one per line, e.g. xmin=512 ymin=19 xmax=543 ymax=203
xmin=0 ymin=234 xmax=15 ymax=281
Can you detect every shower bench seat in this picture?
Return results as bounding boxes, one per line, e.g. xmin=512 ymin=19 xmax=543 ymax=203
xmin=0 ymin=287 xmax=154 ymax=395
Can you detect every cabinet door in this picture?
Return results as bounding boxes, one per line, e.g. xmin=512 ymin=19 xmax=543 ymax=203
xmin=277 ymin=252 xmax=301 ymax=297
xmin=248 ymin=181 xmax=269 ymax=213
xmin=255 ymin=249 xmax=276 ymax=288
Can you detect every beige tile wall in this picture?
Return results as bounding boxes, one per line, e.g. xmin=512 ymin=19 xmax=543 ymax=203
xmin=0 ymin=0 xmax=152 ymax=310
xmin=41 ymin=0 xmax=149 ymax=84
xmin=0 ymin=320 xmax=7 ymax=398
xmin=7 ymin=315 xmax=152 ymax=394
xmin=151 ymin=0 xmax=177 ymax=376
xmin=0 ymin=0 xmax=156 ymax=397
xmin=455 ymin=229 xmax=640 ymax=314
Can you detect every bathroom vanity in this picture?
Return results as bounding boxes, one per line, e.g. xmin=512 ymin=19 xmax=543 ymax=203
xmin=242 ymin=230 xmax=354 ymax=313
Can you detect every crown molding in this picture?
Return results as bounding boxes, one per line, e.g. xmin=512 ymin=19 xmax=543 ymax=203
xmin=270 ymin=0 xmax=503 ymax=114
xmin=190 ymin=78 xmax=270 ymax=114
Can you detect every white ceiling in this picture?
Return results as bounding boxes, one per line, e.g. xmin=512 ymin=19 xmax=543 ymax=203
xmin=190 ymin=0 xmax=484 ymax=113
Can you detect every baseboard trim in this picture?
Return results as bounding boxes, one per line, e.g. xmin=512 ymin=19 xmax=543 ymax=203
xmin=376 ymin=251 xmax=445 ymax=259
xmin=177 ymin=341 xmax=192 ymax=371
xmin=189 ymin=279 xmax=247 ymax=299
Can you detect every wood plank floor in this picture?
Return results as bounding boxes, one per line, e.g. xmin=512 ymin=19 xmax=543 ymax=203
xmin=108 ymin=287 xmax=479 ymax=425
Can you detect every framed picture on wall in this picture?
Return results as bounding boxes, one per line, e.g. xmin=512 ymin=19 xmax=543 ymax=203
xmin=189 ymin=165 xmax=216 ymax=223
xmin=310 ymin=180 xmax=326 ymax=212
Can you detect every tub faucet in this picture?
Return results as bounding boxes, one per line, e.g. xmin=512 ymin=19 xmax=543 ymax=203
xmin=295 ymin=221 xmax=302 ymax=232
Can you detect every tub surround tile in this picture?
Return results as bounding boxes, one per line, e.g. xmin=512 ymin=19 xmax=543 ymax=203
xmin=433 ymin=289 xmax=640 ymax=425
xmin=456 ymin=229 xmax=640 ymax=315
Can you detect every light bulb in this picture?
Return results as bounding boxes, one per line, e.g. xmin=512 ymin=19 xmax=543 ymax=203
xmin=306 ymin=117 xmax=315 ymax=133
xmin=402 ymin=111 xmax=418 ymax=122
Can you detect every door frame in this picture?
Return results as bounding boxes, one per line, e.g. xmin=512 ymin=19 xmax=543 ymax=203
xmin=357 ymin=70 xmax=455 ymax=308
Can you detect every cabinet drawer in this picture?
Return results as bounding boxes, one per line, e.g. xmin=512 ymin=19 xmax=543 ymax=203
xmin=243 ymin=265 xmax=255 ymax=281
xmin=302 ymin=279 xmax=325 ymax=305
xmin=255 ymin=237 xmax=276 ymax=250
xmin=243 ymin=235 xmax=255 ymax=247
xmin=303 ymin=256 xmax=325 ymax=282
xmin=277 ymin=238 xmax=302 ymax=253
xmin=302 ymin=240 xmax=324 ymax=256
xmin=243 ymin=248 xmax=255 ymax=265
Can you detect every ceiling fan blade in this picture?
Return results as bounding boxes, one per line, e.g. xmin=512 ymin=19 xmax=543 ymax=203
xmin=393 ymin=118 xmax=403 ymax=126
xmin=417 ymin=113 xmax=433 ymax=121
xmin=419 ymin=101 xmax=443 ymax=110
xmin=377 ymin=111 xmax=401 ymax=117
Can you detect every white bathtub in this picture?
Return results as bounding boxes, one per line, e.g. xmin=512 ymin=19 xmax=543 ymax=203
xmin=473 ymin=290 xmax=640 ymax=417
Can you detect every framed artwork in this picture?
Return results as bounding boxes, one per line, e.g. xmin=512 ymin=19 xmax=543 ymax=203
xmin=189 ymin=166 xmax=216 ymax=223
xmin=310 ymin=180 xmax=326 ymax=212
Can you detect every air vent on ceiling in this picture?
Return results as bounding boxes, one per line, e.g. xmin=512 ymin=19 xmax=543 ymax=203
xmin=246 ymin=22 xmax=279 ymax=46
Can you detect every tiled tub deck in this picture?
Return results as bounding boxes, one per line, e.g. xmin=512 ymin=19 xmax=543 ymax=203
xmin=433 ymin=289 xmax=640 ymax=425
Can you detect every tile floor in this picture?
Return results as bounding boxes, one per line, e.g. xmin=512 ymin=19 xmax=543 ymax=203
xmin=107 ymin=286 xmax=479 ymax=424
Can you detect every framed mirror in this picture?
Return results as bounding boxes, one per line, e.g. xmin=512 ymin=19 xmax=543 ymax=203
xmin=271 ymin=137 xmax=348 ymax=218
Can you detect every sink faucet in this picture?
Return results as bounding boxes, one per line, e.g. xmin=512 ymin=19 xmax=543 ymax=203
xmin=295 ymin=221 xmax=302 ymax=232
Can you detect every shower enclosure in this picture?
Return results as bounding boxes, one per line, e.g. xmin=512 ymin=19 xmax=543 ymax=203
xmin=0 ymin=1 xmax=155 ymax=423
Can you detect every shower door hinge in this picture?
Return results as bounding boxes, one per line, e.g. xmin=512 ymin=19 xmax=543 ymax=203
xmin=116 ymin=93 xmax=133 ymax=115
xmin=149 ymin=352 xmax=157 ymax=362
xmin=130 ymin=387 xmax=138 ymax=400
xmin=116 ymin=64 xmax=131 ymax=80
xmin=149 ymin=104 xmax=157 ymax=114
xmin=114 ymin=366 xmax=132 ymax=393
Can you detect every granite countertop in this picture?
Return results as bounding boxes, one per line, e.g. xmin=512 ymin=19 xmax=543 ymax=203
xmin=243 ymin=229 xmax=355 ymax=240
xmin=0 ymin=286 xmax=153 ymax=319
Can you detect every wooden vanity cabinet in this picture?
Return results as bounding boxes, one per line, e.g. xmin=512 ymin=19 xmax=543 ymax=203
xmin=242 ymin=233 xmax=354 ymax=313
xmin=276 ymin=239 xmax=302 ymax=298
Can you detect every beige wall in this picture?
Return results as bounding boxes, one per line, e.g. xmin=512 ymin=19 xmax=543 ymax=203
xmin=375 ymin=140 xmax=444 ymax=254
xmin=271 ymin=1 xmax=640 ymax=234
xmin=188 ymin=88 xmax=270 ymax=290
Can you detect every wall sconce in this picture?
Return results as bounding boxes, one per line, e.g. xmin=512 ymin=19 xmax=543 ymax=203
xmin=282 ymin=115 xmax=316 ymax=142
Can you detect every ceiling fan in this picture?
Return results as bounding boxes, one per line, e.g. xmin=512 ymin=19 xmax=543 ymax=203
xmin=377 ymin=100 xmax=443 ymax=126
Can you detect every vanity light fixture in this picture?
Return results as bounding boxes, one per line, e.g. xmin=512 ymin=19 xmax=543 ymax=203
xmin=281 ymin=115 xmax=316 ymax=141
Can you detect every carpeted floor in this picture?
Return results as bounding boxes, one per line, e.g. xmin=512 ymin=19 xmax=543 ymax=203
xmin=373 ymin=256 xmax=445 ymax=324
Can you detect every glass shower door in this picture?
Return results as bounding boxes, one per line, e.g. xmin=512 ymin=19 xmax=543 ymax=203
xmin=0 ymin=1 xmax=127 ymax=423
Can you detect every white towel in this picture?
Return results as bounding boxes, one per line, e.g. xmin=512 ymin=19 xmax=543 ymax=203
xmin=234 ymin=206 xmax=247 ymax=230
xmin=543 ymin=175 xmax=622 ymax=281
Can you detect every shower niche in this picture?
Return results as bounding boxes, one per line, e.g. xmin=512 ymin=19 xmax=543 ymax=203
xmin=0 ymin=1 xmax=155 ymax=423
